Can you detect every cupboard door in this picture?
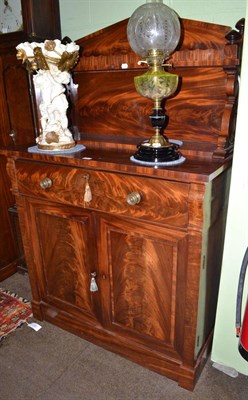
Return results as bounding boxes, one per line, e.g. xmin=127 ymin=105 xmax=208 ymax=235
xmin=25 ymin=198 xmax=101 ymax=324
xmin=98 ymin=214 xmax=188 ymax=358
xmin=0 ymin=56 xmax=36 ymax=147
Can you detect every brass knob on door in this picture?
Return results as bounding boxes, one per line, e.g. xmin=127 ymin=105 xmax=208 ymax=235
xmin=127 ymin=191 xmax=141 ymax=205
xmin=40 ymin=177 xmax=53 ymax=189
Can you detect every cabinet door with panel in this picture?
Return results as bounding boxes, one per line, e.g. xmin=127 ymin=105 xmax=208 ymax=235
xmin=98 ymin=213 xmax=188 ymax=360
xmin=0 ymin=55 xmax=36 ymax=147
xmin=21 ymin=196 xmax=102 ymax=326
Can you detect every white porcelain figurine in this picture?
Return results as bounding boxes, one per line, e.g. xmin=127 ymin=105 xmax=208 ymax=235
xmin=16 ymin=39 xmax=79 ymax=150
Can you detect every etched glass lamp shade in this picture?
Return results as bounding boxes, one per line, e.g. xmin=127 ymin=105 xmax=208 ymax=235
xmin=127 ymin=0 xmax=185 ymax=165
xmin=127 ymin=0 xmax=181 ymax=60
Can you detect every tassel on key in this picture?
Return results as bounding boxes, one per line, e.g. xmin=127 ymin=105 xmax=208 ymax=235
xmin=90 ymin=272 xmax=98 ymax=292
xmin=84 ymin=174 xmax=92 ymax=205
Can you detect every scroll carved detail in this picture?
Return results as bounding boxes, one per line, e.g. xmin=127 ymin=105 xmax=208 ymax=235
xmin=6 ymin=158 xmax=18 ymax=195
xmin=214 ymin=66 xmax=239 ymax=159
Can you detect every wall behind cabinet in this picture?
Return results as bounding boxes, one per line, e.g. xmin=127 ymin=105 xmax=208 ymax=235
xmin=59 ymin=0 xmax=246 ymax=40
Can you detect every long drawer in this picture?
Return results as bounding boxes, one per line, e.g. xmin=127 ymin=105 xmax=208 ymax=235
xmin=15 ymin=160 xmax=189 ymax=227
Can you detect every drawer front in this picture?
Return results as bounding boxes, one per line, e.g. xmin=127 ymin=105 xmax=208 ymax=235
xmin=15 ymin=161 xmax=189 ymax=227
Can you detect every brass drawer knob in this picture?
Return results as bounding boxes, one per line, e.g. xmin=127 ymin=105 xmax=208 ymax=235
xmin=127 ymin=191 xmax=141 ymax=205
xmin=40 ymin=177 xmax=53 ymax=189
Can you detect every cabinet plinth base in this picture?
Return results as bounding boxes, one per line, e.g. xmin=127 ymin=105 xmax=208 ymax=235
xmin=33 ymin=301 xmax=212 ymax=391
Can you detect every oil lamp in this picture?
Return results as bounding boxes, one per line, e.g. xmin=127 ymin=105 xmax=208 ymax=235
xmin=127 ymin=0 xmax=185 ymax=165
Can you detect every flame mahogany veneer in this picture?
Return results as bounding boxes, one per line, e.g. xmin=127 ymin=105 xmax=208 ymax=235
xmin=1 ymin=17 xmax=243 ymax=390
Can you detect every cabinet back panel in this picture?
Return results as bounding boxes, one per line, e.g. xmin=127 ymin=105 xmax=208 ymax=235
xmin=73 ymin=67 xmax=226 ymax=145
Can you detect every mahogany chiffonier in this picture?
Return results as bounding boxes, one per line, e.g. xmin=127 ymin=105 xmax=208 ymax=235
xmin=1 ymin=17 xmax=243 ymax=390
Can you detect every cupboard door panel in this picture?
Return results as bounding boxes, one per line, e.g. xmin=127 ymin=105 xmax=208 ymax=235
xmin=27 ymin=199 xmax=101 ymax=322
xmin=1 ymin=57 xmax=36 ymax=146
xmin=99 ymin=215 xmax=188 ymax=354
xmin=110 ymin=230 xmax=173 ymax=342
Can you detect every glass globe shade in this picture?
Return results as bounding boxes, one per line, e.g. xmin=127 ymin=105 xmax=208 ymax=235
xmin=127 ymin=0 xmax=181 ymax=59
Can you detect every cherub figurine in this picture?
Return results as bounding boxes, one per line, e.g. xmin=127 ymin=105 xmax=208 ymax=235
xmin=16 ymin=39 xmax=79 ymax=150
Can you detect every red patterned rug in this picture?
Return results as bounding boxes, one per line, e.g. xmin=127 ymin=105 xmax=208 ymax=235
xmin=0 ymin=288 xmax=33 ymax=341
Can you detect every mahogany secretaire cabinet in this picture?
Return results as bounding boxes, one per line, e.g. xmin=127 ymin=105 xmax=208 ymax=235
xmin=1 ymin=18 xmax=243 ymax=390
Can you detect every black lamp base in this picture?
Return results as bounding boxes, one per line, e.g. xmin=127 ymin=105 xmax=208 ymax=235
xmin=133 ymin=142 xmax=181 ymax=163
